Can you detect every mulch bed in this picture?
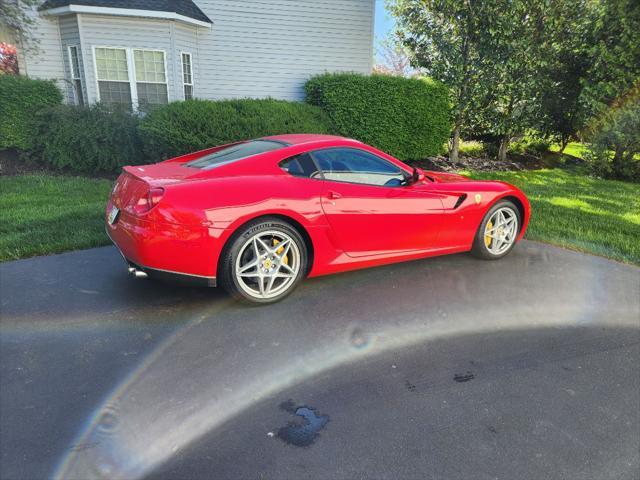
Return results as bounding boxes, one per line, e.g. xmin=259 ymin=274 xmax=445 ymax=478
xmin=0 ymin=150 xmax=116 ymax=180
xmin=0 ymin=150 xmax=52 ymax=176
xmin=408 ymin=152 xmax=546 ymax=173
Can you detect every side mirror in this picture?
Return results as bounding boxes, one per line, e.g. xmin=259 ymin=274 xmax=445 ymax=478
xmin=410 ymin=167 xmax=426 ymax=184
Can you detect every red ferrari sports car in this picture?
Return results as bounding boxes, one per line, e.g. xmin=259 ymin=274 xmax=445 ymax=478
xmin=106 ymin=134 xmax=530 ymax=304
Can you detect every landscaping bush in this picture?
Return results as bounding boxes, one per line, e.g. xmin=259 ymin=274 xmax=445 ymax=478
xmin=305 ymin=73 xmax=450 ymax=160
xmin=458 ymin=140 xmax=485 ymax=157
xmin=0 ymin=75 xmax=62 ymax=150
xmin=138 ymin=99 xmax=334 ymax=159
xmin=509 ymin=135 xmax=551 ymax=156
xmin=28 ymin=104 xmax=144 ymax=173
xmin=584 ymin=101 xmax=640 ymax=182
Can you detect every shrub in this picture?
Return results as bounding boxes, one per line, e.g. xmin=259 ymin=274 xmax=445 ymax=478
xmin=0 ymin=75 xmax=62 ymax=150
xmin=305 ymin=73 xmax=450 ymax=160
xmin=584 ymin=101 xmax=640 ymax=182
xmin=458 ymin=141 xmax=485 ymax=157
xmin=138 ymin=98 xmax=334 ymax=159
xmin=509 ymin=135 xmax=551 ymax=156
xmin=28 ymin=104 xmax=144 ymax=173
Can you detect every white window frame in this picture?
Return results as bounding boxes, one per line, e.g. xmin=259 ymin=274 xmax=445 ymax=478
xmin=180 ymin=51 xmax=194 ymax=100
xmin=92 ymin=45 xmax=169 ymax=109
xmin=67 ymin=45 xmax=84 ymax=105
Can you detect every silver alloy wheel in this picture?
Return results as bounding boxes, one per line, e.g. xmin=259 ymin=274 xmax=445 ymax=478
xmin=234 ymin=230 xmax=301 ymax=300
xmin=484 ymin=207 xmax=519 ymax=255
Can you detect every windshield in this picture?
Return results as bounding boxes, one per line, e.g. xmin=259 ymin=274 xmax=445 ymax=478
xmin=186 ymin=140 xmax=287 ymax=169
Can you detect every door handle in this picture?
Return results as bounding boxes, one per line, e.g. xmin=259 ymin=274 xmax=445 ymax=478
xmin=328 ymin=191 xmax=342 ymax=200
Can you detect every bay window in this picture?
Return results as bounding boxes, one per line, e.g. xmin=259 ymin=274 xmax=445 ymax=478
xmin=95 ymin=47 xmax=131 ymax=105
xmin=94 ymin=47 xmax=168 ymax=107
xmin=134 ymin=49 xmax=168 ymax=105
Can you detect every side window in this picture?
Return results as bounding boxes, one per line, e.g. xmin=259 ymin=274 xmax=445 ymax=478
xmin=311 ymin=148 xmax=406 ymax=186
xmin=280 ymin=153 xmax=322 ymax=179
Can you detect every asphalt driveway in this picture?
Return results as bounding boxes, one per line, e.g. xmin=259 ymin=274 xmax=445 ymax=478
xmin=1 ymin=241 xmax=638 ymax=480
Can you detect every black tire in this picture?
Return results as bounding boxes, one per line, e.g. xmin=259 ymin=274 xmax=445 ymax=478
xmin=218 ymin=217 xmax=308 ymax=304
xmin=471 ymin=200 xmax=521 ymax=260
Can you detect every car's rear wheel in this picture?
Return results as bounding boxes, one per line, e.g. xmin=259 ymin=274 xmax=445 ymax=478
xmin=471 ymin=200 xmax=521 ymax=260
xmin=219 ymin=218 xmax=307 ymax=304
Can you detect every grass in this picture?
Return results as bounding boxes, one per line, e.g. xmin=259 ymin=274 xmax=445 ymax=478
xmin=0 ymin=174 xmax=112 ymax=261
xmin=466 ymin=168 xmax=640 ymax=265
xmin=1 ymin=170 xmax=638 ymax=266
xmin=549 ymin=142 xmax=589 ymax=159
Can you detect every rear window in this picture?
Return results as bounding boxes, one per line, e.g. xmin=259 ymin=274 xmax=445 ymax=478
xmin=186 ymin=140 xmax=287 ymax=169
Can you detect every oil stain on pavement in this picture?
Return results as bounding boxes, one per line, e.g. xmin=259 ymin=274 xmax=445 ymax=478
xmin=454 ymin=371 xmax=475 ymax=383
xmin=276 ymin=400 xmax=329 ymax=447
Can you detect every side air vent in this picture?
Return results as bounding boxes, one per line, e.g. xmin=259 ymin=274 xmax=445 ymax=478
xmin=453 ymin=194 xmax=467 ymax=209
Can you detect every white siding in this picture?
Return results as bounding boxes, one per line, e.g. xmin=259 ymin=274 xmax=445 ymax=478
xmin=20 ymin=8 xmax=65 ymax=92
xmin=58 ymin=15 xmax=86 ymax=103
xmin=194 ymin=0 xmax=375 ymax=100
xmin=174 ymin=23 xmax=199 ymax=100
xmin=25 ymin=0 xmax=374 ymax=104
xmin=78 ymin=14 xmax=176 ymax=104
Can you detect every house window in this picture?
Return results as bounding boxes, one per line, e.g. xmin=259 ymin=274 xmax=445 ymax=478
xmin=133 ymin=49 xmax=168 ymax=105
xmin=93 ymin=47 xmax=168 ymax=107
xmin=181 ymin=52 xmax=193 ymax=100
xmin=67 ymin=45 xmax=84 ymax=105
xmin=95 ymin=47 xmax=132 ymax=105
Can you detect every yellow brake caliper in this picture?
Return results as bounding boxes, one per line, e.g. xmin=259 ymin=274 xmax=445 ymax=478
xmin=484 ymin=220 xmax=493 ymax=248
xmin=272 ymin=239 xmax=289 ymax=265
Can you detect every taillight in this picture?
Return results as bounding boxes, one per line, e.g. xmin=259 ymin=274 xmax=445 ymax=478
xmin=134 ymin=187 xmax=165 ymax=215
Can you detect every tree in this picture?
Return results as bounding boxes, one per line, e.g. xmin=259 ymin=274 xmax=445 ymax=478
xmin=374 ymin=37 xmax=415 ymax=77
xmin=580 ymin=0 xmax=640 ymax=179
xmin=584 ymin=95 xmax=639 ymax=181
xmin=391 ymin=0 xmax=608 ymax=162
xmin=531 ymin=0 xmax=594 ymax=152
xmin=0 ymin=0 xmax=40 ymax=53
xmin=391 ymin=0 xmax=486 ymax=162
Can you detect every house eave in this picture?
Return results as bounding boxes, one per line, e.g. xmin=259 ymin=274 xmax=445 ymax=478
xmin=40 ymin=5 xmax=212 ymax=28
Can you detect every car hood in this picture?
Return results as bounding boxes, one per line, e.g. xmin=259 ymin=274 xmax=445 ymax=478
xmin=426 ymin=171 xmax=470 ymax=183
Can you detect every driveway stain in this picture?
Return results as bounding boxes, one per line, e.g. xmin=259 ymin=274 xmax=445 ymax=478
xmin=454 ymin=371 xmax=475 ymax=383
xmin=277 ymin=400 xmax=329 ymax=447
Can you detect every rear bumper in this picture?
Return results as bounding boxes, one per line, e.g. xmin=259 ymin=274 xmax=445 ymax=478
xmin=121 ymin=253 xmax=216 ymax=287
xmin=106 ymin=211 xmax=219 ymax=287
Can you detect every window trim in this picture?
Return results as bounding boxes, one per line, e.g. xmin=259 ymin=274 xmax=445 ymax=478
xmin=67 ymin=45 xmax=84 ymax=105
xmin=307 ymin=147 xmax=411 ymax=188
xmin=180 ymin=51 xmax=194 ymax=100
xmin=279 ymin=153 xmax=325 ymax=180
xmin=92 ymin=45 xmax=169 ymax=108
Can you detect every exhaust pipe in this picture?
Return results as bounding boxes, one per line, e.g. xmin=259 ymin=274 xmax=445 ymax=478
xmin=128 ymin=266 xmax=148 ymax=279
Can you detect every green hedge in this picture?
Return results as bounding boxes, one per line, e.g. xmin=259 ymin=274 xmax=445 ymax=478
xmin=138 ymin=98 xmax=334 ymax=159
xmin=0 ymin=75 xmax=63 ymax=150
xmin=28 ymin=104 xmax=144 ymax=173
xmin=305 ymin=73 xmax=450 ymax=160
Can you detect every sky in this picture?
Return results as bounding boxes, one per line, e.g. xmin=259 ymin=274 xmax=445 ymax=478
xmin=374 ymin=0 xmax=395 ymax=59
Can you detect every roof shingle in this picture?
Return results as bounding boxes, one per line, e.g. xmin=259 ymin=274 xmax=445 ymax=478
xmin=39 ymin=0 xmax=212 ymax=24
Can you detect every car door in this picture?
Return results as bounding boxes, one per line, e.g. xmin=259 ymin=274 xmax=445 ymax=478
xmin=311 ymin=147 xmax=445 ymax=257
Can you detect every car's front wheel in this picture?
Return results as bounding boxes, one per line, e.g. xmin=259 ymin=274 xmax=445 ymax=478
xmin=219 ymin=218 xmax=308 ymax=304
xmin=471 ymin=200 xmax=521 ymax=260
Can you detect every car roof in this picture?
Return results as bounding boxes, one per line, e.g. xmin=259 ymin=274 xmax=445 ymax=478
xmin=262 ymin=133 xmax=360 ymax=146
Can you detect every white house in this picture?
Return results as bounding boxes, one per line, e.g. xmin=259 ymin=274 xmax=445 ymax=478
xmin=15 ymin=0 xmax=375 ymax=108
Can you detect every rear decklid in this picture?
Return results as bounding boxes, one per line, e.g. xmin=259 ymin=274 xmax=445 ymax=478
xmin=122 ymin=163 xmax=197 ymax=186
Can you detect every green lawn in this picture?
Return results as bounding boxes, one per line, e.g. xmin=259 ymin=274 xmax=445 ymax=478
xmin=0 ymin=174 xmax=112 ymax=261
xmin=549 ymin=142 xmax=589 ymax=159
xmin=1 ymin=170 xmax=638 ymax=265
xmin=466 ymin=169 xmax=640 ymax=265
